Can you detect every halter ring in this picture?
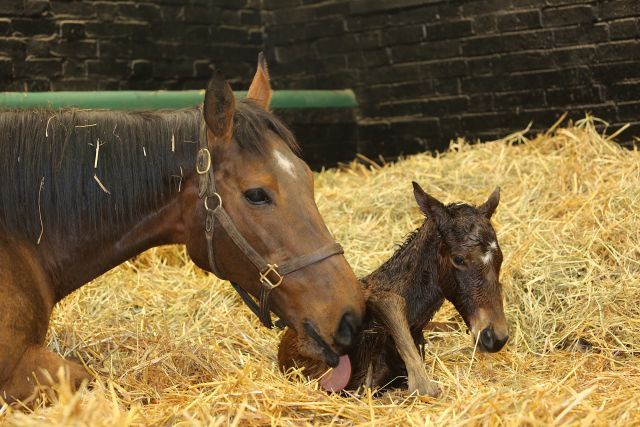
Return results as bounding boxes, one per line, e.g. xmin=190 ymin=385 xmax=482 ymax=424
xmin=204 ymin=193 xmax=223 ymax=213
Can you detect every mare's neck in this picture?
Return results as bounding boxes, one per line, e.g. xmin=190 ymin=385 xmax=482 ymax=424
xmin=31 ymin=112 xmax=200 ymax=301
xmin=38 ymin=180 xmax=194 ymax=302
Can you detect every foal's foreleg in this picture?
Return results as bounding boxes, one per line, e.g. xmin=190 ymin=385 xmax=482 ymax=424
xmin=368 ymin=291 xmax=439 ymax=397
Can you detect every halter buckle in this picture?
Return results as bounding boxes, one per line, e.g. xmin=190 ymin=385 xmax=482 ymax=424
xmin=259 ymin=264 xmax=284 ymax=289
xmin=196 ymin=148 xmax=212 ymax=174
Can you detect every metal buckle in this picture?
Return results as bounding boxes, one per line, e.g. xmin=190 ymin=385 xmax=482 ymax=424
xmin=196 ymin=148 xmax=212 ymax=174
xmin=259 ymin=264 xmax=284 ymax=289
xmin=204 ymin=192 xmax=223 ymax=212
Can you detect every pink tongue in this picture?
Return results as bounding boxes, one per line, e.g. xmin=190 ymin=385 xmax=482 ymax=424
xmin=319 ymin=355 xmax=352 ymax=392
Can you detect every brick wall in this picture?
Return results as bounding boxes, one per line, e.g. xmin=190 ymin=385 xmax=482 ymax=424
xmin=1 ymin=0 xmax=639 ymax=165
xmin=264 ymin=0 xmax=640 ymax=157
xmin=0 ymin=0 xmax=262 ymax=91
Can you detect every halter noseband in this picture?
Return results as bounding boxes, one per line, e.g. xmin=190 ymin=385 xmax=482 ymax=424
xmin=196 ymin=130 xmax=344 ymax=329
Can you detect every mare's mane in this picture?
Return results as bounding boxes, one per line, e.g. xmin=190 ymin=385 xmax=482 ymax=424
xmin=0 ymin=99 xmax=298 ymax=243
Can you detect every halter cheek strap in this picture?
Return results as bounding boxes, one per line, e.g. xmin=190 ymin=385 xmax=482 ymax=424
xmin=197 ymin=132 xmax=345 ymax=329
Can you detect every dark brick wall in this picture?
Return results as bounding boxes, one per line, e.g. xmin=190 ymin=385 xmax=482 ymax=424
xmin=0 ymin=0 xmax=263 ymax=91
xmin=264 ymin=0 xmax=640 ymax=157
xmin=1 ymin=0 xmax=639 ymax=165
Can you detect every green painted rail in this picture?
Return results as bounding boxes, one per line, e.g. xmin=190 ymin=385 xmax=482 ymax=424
xmin=0 ymin=89 xmax=358 ymax=110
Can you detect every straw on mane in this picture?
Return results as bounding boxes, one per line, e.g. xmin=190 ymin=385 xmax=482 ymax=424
xmin=0 ymin=100 xmax=298 ymax=244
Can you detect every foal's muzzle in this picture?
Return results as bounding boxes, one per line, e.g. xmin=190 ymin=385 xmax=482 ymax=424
xmin=479 ymin=327 xmax=509 ymax=353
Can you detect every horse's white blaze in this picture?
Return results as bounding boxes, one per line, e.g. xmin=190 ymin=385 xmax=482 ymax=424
xmin=274 ymin=149 xmax=296 ymax=177
xmin=482 ymin=241 xmax=498 ymax=265
xmin=481 ymin=251 xmax=493 ymax=265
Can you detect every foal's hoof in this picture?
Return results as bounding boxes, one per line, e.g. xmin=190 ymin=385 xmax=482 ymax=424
xmin=408 ymin=378 xmax=440 ymax=398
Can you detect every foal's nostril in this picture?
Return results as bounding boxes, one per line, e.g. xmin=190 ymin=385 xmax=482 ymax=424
xmin=334 ymin=311 xmax=359 ymax=350
xmin=479 ymin=328 xmax=508 ymax=352
xmin=480 ymin=327 xmax=495 ymax=351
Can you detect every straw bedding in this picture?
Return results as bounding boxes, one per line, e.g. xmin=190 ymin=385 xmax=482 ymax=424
xmin=1 ymin=115 xmax=638 ymax=426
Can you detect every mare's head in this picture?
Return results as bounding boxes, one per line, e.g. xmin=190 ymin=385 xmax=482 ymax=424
xmin=184 ymin=55 xmax=364 ymax=366
xmin=413 ymin=182 xmax=508 ymax=352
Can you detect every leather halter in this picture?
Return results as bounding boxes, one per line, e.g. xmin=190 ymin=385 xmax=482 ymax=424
xmin=196 ymin=128 xmax=345 ymax=329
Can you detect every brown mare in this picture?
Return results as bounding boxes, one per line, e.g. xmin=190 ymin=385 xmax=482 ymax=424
xmin=0 ymin=55 xmax=365 ymax=403
xmin=279 ymin=182 xmax=508 ymax=396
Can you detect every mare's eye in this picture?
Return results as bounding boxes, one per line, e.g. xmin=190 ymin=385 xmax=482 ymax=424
xmin=244 ymin=188 xmax=271 ymax=205
xmin=452 ymin=255 xmax=466 ymax=266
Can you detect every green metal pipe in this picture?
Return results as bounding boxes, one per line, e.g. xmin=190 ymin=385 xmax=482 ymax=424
xmin=0 ymin=89 xmax=358 ymax=110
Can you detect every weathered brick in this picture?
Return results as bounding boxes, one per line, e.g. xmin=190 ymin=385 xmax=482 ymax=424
xmin=542 ymin=5 xmax=595 ymax=27
xmin=609 ymin=80 xmax=640 ymax=102
xmin=600 ymin=0 xmax=640 ymax=20
xmin=497 ymin=10 xmax=541 ymax=31
xmin=552 ymin=23 xmax=609 ymax=46
xmin=546 ymin=85 xmax=603 ymax=105
xmin=392 ymin=39 xmax=460 ymax=63
xmin=462 ymin=30 xmax=553 ymax=56
xmin=609 ymin=18 xmax=639 ymax=40
xmin=23 ymin=0 xmax=49 ymax=16
xmin=0 ymin=57 xmax=12 ymax=79
xmin=617 ymin=101 xmax=640 ymax=122
xmin=85 ymin=22 xmax=150 ymax=41
xmin=421 ymin=58 xmax=467 ymax=77
xmin=381 ymin=25 xmax=425 ymax=46
xmin=592 ymin=61 xmax=640 ymax=83
xmin=118 ymin=3 xmax=162 ymax=21
xmin=495 ymin=90 xmax=546 ymax=108
xmin=0 ymin=0 xmax=22 ymax=15
xmin=51 ymin=40 xmax=97 ymax=58
xmin=596 ymin=40 xmax=640 ymax=63
xmin=15 ymin=58 xmax=63 ymax=78
xmin=0 ymin=38 xmax=26 ymax=59
xmin=86 ymin=59 xmax=129 ymax=77
xmin=0 ymin=18 xmax=11 ymax=36
xmin=131 ymin=59 xmax=153 ymax=79
xmin=11 ymin=18 xmax=56 ymax=36
xmin=59 ymin=21 xmax=85 ymax=40
xmin=426 ymin=20 xmax=473 ymax=40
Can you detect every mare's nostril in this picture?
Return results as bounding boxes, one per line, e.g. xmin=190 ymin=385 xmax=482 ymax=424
xmin=334 ymin=311 xmax=358 ymax=350
xmin=480 ymin=327 xmax=495 ymax=350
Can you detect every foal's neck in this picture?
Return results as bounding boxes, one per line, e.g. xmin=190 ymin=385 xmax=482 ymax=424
xmin=363 ymin=218 xmax=445 ymax=326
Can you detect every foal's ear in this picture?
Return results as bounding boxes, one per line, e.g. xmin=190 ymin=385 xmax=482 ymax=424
xmin=247 ymin=52 xmax=272 ymax=110
xmin=478 ymin=187 xmax=500 ymax=219
xmin=203 ymin=69 xmax=236 ymax=141
xmin=412 ymin=181 xmax=447 ymax=223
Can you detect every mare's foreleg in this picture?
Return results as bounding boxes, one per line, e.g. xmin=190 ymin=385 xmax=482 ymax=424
xmin=0 ymin=250 xmax=91 ymax=404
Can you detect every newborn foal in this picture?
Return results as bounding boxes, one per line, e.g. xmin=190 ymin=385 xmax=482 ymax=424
xmin=278 ymin=182 xmax=508 ymax=396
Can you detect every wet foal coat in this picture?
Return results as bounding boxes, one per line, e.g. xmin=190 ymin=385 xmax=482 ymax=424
xmin=279 ymin=182 xmax=508 ymax=396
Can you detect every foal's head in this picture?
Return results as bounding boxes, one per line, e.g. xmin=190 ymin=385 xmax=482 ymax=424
xmin=185 ymin=55 xmax=364 ymax=366
xmin=413 ymin=182 xmax=508 ymax=352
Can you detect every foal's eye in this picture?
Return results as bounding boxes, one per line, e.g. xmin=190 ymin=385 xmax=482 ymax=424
xmin=244 ymin=188 xmax=271 ymax=205
xmin=452 ymin=255 xmax=466 ymax=266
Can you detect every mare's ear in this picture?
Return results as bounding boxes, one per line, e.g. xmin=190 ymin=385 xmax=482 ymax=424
xmin=247 ymin=52 xmax=272 ymax=110
xmin=203 ymin=69 xmax=236 ymax=143
xmin=478 ymin=187 xmax=500 ymax=219
xmin=412 ymin=181 xmax=447 ymax=224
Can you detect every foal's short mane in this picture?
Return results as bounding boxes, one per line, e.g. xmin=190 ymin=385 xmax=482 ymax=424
xmin=0 ymin=99 xmax=298 ymax=243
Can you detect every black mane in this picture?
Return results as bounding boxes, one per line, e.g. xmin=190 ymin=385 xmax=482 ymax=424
xmin=0 ymin=99 xmax=298 ymax=244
